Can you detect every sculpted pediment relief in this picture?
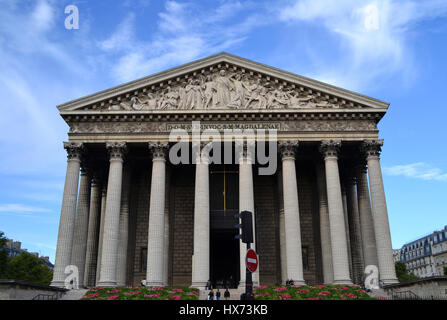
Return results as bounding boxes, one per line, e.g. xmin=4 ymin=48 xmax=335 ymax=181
xmin=81 ymin=69 xmax=371 ymax=112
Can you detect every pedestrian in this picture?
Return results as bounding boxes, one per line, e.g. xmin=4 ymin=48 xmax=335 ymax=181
xmin=208 ymin=289 xmax=214 ymax=301
xmin=216 ymin=288 xmax=221 ymax=300
xmin=224 ymin=288 xmax=230 ymax=300
xmin=286 ymin=279 xmax=290 ymax=286
xmin=205 ymin=279 xmax=212 ymax=290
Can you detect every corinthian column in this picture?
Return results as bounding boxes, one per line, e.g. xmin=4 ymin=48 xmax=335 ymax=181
xmin=238 ymin=144 xmax=259 ymax=287
xmin=345 ymin=174 xmax=364 ymax=285
xmin=363 ymin=140 xmax=398 ymax=284
xmin=70 ymin=166 xmax=91 ymax=288
xmin=116 ymin=165 xmax=131 ymax=286
xmin=319 ymin=141 xmax=352 ymax=285
xmin=356 ymin=165 xmax=378 ymax=268
xmin=316 ymin=162 xmax=333 ymax=284
xmin=98 ymin=142 xmax=127 ymax=287
xmin=146 ymin=142 xmax=168 ymax=286
xmin=51 ymin=143 xmax=84 ymax=287
xmin=279 ymin=141 xmax=305 ymax=285
xmin=191 ymin=145 xmax=210 ymax=288
xmin=84 ymin=174 xmax=102 ymax=288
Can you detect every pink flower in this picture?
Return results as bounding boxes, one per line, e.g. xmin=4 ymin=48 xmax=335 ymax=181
xmin=307 ymin=297 xmax=321 ymax=300
xmin=145 ymin=293 xmax=162 ymax=298
xmin=109 ymin=295 xmax=119 ymax=300
xmin=378 ymin=296 xmax=387 ymax=300
xmin=341 ymin=293 xmax=356 ymax=299
xmin=280 ymin=294 xmax=292 ymax=300
xmin=172 ymin=288 xmax=183 ymax=293
xmin=274 ymin=287 xmax=288 ymax=292
xmin=256 ymin=285 xmax=268 ymax=289
xmin=318 ymin=291 xmax=332 ymax=296
xmin=88 ymin=293 xmax=99 ymax=298
xmin=316 ymin=285 xmax=326 ymax=288
xmin=95 ymin=287 xmax=105 ymax=290
xmin=335 ymin=286 xmax=349 ymax=291
xmin=170 ymin=295 xmax=181 ymax=300
xmin=130 ymin=291 xmax=142 ymax=295
xmin=298 ymin=289 xmax=310 ymax=294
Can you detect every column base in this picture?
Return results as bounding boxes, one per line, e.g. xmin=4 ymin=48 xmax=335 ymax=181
xmin=191 ymin=281 xmax=207 ymax=289
xmin=50 ymin=280 xmax=66 ymax=288
xmin=96 ymin=281 xmax=118 ymax=287
xmin=145 ymin=281 xmax=164 ymax=287
xmin=380 ymin=278 xmax=399 ymax=286
xmin=332 ymin=279 xmax=353 ymax=285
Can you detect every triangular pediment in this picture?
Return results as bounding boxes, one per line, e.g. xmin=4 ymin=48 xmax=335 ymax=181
xmin=58 ymin=52 xmax=389 ymax=113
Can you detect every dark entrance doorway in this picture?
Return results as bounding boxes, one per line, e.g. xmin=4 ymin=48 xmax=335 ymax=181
xmin=209 ymin=164 xmax=240 ymax=288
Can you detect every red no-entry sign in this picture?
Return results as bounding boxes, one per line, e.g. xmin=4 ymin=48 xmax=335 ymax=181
xmin=245 ymin=248 xmax=258 ymax=273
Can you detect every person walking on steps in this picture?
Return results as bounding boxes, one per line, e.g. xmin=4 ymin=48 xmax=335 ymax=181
xmin=224 ymin=288 xmax=230 ymax=300
xmin=208 ymin=289 xmax=214 ymax=300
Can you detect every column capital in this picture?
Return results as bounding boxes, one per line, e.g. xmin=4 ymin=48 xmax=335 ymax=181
xmin=361 ymin=140 xmax=383 ymax=160
xmin=106 ymin=142 xmax=127 ymax=161
xmin=279 ymin=140 xmax=299 ymax=160
xmin=149 ymin=141 xmax=169 ymax=161
xmin=63 ymin=142 xmax=84 ymax=161
xmin=319 ymin=140 xmax=341 ymax=159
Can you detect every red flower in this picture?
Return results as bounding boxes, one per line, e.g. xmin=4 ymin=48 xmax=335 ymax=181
xmin=280 ymin=294 xmax=292 ymax=300
xmin=170 ymin=295 xmax=181 ymax=300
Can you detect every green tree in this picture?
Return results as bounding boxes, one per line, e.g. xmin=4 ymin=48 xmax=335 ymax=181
xmin=395 ymin=261 xmax=420 ymax=283
xmin=0 ymin=232 xmax=8 ymax=278
xmin=5 ymin=251 xmax=53 ymax=285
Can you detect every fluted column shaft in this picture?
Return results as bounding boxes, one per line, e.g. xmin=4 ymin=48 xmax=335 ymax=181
xmin=146 ymin=143 xmax=168 ymax=286
xmin=191 ymin=151 xmax=210 ymax=287
xmin=277 ymin=169 xmax=287 ymax=285
xmin=51 ymin=142 xmax=83 ymax=288
xmin=320 ymin=141 xmax=352 ymax=285
xmin=70 ymin=168 xmax=91 ymax=288
xmin=364 ymin=141 xmax=398 ymax=284
xmin=96 ymin=185 xmax=107 ymax=284
xmin=116 ymin=166 xmax=131 ymax=286
xmin=356 ymin=167 xmax=378 ymax=268
xmin=239 ymin=150 xmax=259 ymax=286
xmin=316 ymin=162 xmax=334 ymax=284
xmin=98 ymin=142 xmax=126 ymax=287
xmin=84 ymin=177 xmax=102 ymax=287
xmin=279 ymin=142 xmax=305 ymax=285
xmin=163 ymin=168 xmax=171 ymax=286
xmin=346 ymin=177 xmax=364 ymax=284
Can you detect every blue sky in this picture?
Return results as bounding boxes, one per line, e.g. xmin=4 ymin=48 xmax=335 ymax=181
xmin=0 ymin=0 xmax=446 ymax=263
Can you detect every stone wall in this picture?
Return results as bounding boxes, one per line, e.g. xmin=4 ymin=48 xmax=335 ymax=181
xmin=296 ymin=160 xmax=323 ymax=284
xmin=170 ymin=165 xmax=195 ymax=286
xmin=254 ymin=172 xmax=281 ymax=285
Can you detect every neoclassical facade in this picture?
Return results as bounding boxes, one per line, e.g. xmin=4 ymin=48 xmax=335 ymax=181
xmin=51 ymin=53 xmax=398 ymax=288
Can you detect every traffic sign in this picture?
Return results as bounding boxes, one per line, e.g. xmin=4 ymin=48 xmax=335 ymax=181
xmin=245 ymin=248 xmax=258 ymax=273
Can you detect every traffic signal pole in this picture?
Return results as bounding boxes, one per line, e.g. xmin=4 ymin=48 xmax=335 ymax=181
xmin=235 ymin=210 xmax=254 ymax=300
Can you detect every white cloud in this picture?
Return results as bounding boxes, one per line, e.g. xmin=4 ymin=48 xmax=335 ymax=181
xmin=0 ymin=204 xmax=52 ymax=213
xmin=279 ymin=0 xmax=447 ymax=90
xmin=383 ymin=163 xmax=447 ymax=181
xmin=99 ymin=1 xmax=266 ymax=83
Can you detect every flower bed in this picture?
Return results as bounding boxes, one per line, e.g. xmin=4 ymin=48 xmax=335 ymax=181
xmin=253 ymin=284 xmax=374 ymax=300
xmin=82 ymin=286 xmax=200 ymax=300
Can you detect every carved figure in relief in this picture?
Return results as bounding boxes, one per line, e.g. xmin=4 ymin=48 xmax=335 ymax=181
xmin=267 ymin=85 xmax=290 ymax=109
xmin=228 ymin=73 xmax=247 ymax=109
xmin=245 ymin=78 xmax=267 ymax=109
xmin=184 ymin=78 xmax=203 ymax=109
xmin=202 ymin=74 xmax=215 ymax=109
xmin=158 ymin=86 xmax=179 ymax=110
xmin=215 ymin=70 xmax=231 ymax=108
